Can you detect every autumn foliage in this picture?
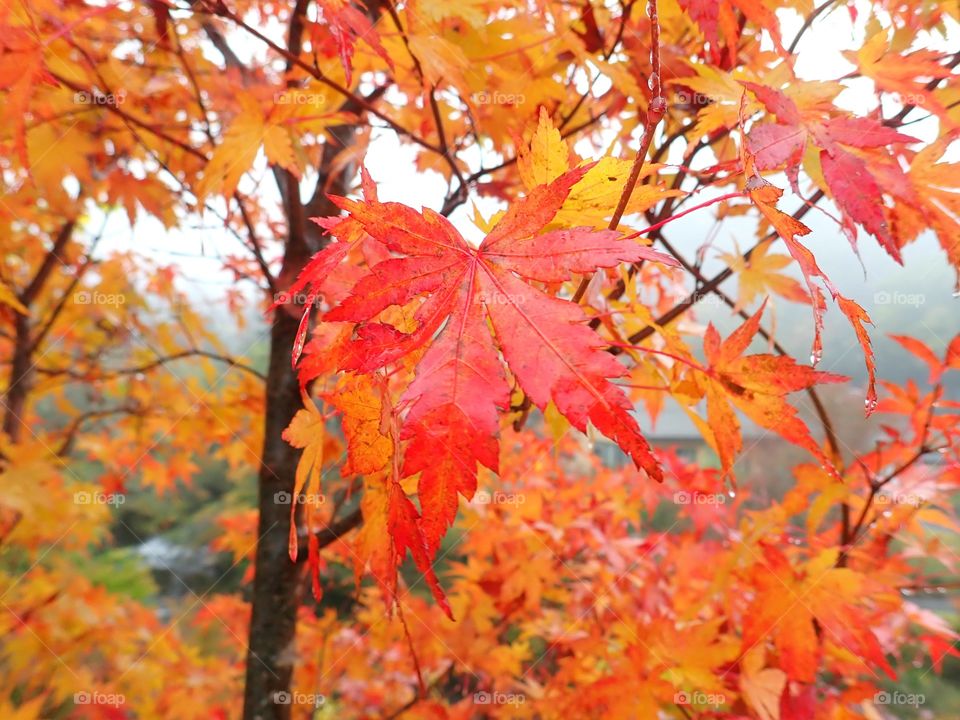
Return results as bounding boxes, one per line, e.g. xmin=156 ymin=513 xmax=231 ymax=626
xmin=1 ymin=0 xmax=959 ymax=719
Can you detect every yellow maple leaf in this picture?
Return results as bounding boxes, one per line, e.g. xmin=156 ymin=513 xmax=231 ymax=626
xmin=408 ymin=34 xmax=470 ymax=91
xmin=718 ymin=240 xmax=810 ymax=310
xmin=667 ymin=63 xmax=760 ymax=136
xmin=517 ymin=107 xmax=570 ymax=189
xmin=196 ymin=94 xmax=299 ymax=203
xmin=739 ymin=647 xmax=786 ymax=720
xmin=556 ymin=157 xmax=684 ymax=229
xmin=515 ymin=111 xmax=683 ymax=228
xmin=281 ymin=396 xmax=326 ymax=558
xmin=327 ymin=374 xmax=393 ymax=476
xmin=0 ymin=282 xmax=27 ymax=314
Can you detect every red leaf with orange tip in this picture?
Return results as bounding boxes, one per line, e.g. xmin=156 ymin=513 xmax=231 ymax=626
xmin=748 ymin=123 xmax=806 ymax=172
xmin=677 ymin=0 xmax=784 ymax=63
xmin=702 ymin=301 xmax=847 ymax=475
xmin=741 ymin=79 xmax=915 ymax=262
xmin=334 ymin=374 xmax=452 ymax=616
xmin=339 ymin=169 xmax=671 ymax=465
xmin=836 ymin=296 xmax=877 ymax=414
xmin=572 ymin=0 xmax=604 ymax=53
xmin=780 ymin=682 xmax=817 ymax=720
xmin=819 ymin=116 xmax=916 ymax=149
xmin=748 ymin=176 xmax=878 ymax=414
xmin=400 ymin=279 xmax=507 ymax=554
xmin=677 ymin=0 xmax=719 ymax=53
xmin=281 ymin=176 xmax=379 ymax=368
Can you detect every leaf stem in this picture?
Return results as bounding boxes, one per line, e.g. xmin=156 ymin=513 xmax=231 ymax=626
xmin=606 ymin=342 xmax=707 ymax=373
xmin=623 ymin=192 xmax=745 ymax=240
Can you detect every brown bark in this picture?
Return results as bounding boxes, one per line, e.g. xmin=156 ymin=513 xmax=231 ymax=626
xmin=2 ymin=221 xmax=74 ymax=443
xmin=241 ymin=283 xmax=308 ymax=719
xmin=241 ymin=2 xmax=377 ymax=712
xmin=242 ymin=142 xmax=351 ymax=718
xmin=2 ymin=311 xmax=32 ymax=444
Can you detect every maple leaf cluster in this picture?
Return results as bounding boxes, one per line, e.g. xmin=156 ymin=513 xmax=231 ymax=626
xmin=1 ymin=0 xmax=959 ymax=718
xmin=285 ymin=162 xmax=679 ymax=612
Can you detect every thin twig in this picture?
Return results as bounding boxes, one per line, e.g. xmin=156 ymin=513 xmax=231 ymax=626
xmin=383 ymin=1 xmax=467 ymax=208
xmin=787 ymin=0 xmax=841 ymax=54
xmin=207 ymin=2 xmax=445 ymax=158
xmin=571 ymin=0 xmax=666 ymax=304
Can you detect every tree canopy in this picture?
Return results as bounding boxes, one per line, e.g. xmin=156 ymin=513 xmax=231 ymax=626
xmin=1 ymin=0 xmax=958 ymax=718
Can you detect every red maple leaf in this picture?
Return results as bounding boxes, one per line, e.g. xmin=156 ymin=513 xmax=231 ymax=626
xmin=742 ymin=80 xmax=916 ymax=262
xmin=298 ymin=165 xmax=678 ymax=554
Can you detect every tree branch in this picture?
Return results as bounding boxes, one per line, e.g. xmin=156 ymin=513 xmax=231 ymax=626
xmin=22 ymin=221 xmax=75 ymax=306
xmin=294 ymin=507 xmax=363 ymax=564
xmin=787 ymin=0 xmax=841 ymax=54
xmin=571 ymin=0 xmax=666 ymax=304
xmin=56 ymin=405 xmax=143 ymax=456
xmin=39 ymin=350 xmax=266 ymax=383
xmin=207 ymin=3 xmax=445 ymax=158
xmin=620 ymin=189 xmax=825 ymax=349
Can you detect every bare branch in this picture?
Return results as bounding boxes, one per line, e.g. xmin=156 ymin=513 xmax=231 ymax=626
xmin=40 ymin=350 xmax=266 ymax=383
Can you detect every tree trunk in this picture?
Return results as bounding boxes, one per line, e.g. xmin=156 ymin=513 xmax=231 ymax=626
xmin=241 ymin=292 xmax=307 ymax=719
xmin=241 ymin=0 xmax=366 ymax=706
xmin=3 ymin=221 xmax=74 ymax=444
xmin=242 ymin=146 xmax=349 ymax=717
xmin=2 ymin=311 xmax=32 ymax=444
